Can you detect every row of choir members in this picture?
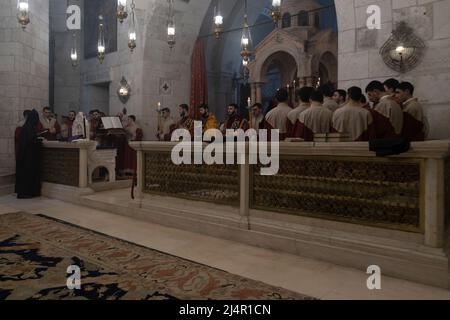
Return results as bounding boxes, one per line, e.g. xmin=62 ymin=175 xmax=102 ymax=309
xmin=263 ymin=80 xmax=428 ymax=142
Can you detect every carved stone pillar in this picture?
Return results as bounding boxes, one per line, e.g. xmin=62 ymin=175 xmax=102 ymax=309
xmin=255 ymin=82 xmax=263 ymax=103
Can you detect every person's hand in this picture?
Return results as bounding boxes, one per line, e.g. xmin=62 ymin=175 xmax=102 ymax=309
xmin=50 ymin=128 xmax=56 ymax=134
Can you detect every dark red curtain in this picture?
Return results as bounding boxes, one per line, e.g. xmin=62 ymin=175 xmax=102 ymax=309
xmin=190 ymin=38 xmax=207 ymax=120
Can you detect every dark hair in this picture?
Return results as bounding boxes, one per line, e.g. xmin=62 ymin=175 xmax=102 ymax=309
xmin=252 ymin=103 xmax=262 ymax=109
xmin=43 ymin=106 xmax=51 ymax=112
xmin=397 ymin=82 xmax=415 ymax=95
xmin=365 ymin=80 xmax=385 ymax=93
xmin=23 ymin=109 xmax=31 ymax=118
xmin=69 ymin=110 xmax=76 ymax=114
xmin=383 ymin=78 xmax=400 ymax=91
xmin=228 ymin=103 xmax=238 ymax=109
xmin=319 ymin=83 xmax=334 ymax=97
xmin=347 ymin=86 xmax=363 ymax=102
xmin=179 ymin=104 xmax=189 ymax=112
xmin=199 ymin=104 xmax=209 ymax=111
xmin=297 ymin=86 xmax=314 ymax=103
xmin=310 ymin=90 xmax=324 ymax=103
xmin=360 ymin=95 xmax=367 ymax=104
xmin=129 ymin=115 xmax=136 ymax=122
xmin=275 ymin=88 xmax=289 ymax=103
xmin=335 ymin=89 xmax=347 ymax=100
xmin=161 ymin=108 xmax=170 ymax=113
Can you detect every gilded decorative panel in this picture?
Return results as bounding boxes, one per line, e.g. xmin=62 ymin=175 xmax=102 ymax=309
xmin=41 ymin=148 xmax=80 ymax=187
xmin=252 ymin=156 xmax=424 ymax=232
xmin=144 ymin=152 xmax=240 ymax=206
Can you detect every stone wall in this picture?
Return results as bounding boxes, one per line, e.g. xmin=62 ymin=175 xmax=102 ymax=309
xmin=335 ymin=0 xmax=450 ymax=139
xmin=0 ymin=0 xmax=49 ymax=174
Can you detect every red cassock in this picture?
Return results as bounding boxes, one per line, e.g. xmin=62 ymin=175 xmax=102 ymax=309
xmin=123 ymin=128 xmax=144 ymax=174
xmin=370 ymin=96 xmax=404 ymax=139
xmin=402 ymin=113 xmax=425 ymax=141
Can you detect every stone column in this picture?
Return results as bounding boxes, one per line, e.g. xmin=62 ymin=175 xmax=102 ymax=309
xmin=135 ymin=147 xmax=144 ymax=200
xmin=239 ymin=145 xmax=250 ymax=230
xmin=250 ymin=83 xmax=257 ymax=105
xmin=424 ymin=158 xmax=446 ymax=248
xmin=255 ymin=83 xmax=263 ymax=103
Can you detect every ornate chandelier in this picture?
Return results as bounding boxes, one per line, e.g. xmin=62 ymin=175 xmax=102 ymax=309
xmin=167 ymin=0 xmax=176 ymax=49
xmin=271 ymin=0 xmax=282 ymax=25
xmin=117 ymin=0 xmax=128 ymax=24
xmin=213 ymin=2 xmax=224 ymax=40
xmin=128 ymin=0 xmax=137 ymax=52
xmin=97 ymin=15 xmax=106 ymax=63
xmin=240 ymin=1 xmax=252 ymax=66
xmin=17 ymin=0 xmax=30 ymax=30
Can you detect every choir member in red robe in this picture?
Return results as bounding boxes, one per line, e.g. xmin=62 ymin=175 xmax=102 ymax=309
xmin=293 ymin=90 xmax=333 ymax=141
xmin=395 ymin=82 xmax=428 ymax=141
xmin=249 ymin=103 xmax=265 ymax=134
xmin=36 ymin=106 xmax=61 ymax=141
xmin=61 ymin=111 xmax=76 ymax=141
xmin=175 ymin=104 xmax=195 ymax=136
xmin=123 ymin=115 xmax=144 ymax=176
xmin=287 ymin=87 xmax=313 ymax=137
xmin=264 ymin=88 xmax=292 ymax=140
xmin=365 ymin=81 xmax=404 ymax=139
xmin=223 ymin=103 xmax=249 ymax=133
xmin=332 ymin=87 xmax=376 ymax=141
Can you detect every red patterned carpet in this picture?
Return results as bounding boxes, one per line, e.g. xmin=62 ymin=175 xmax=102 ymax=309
xmin=0 ymin=212 xmax=314 ymax=300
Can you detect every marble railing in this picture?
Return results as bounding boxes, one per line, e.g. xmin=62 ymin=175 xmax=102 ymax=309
xmin=130 ymin=140 xmax=450 ymax=249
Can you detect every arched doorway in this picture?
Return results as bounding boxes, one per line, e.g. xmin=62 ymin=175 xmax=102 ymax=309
xmin=258 ymin=50 xmax=298 ymax=111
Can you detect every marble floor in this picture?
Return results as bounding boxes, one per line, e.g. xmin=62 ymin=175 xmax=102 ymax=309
xmin=0 ymin=193 xmax=449 ymax=300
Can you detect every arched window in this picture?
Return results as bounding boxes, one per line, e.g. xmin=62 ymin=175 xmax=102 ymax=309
xmin=298 ymin=11 xmax=309 ymax=27
xmin=314 ymin=12 xmax=320 ymax=28
xmin=282 ymin=13 xmax=291 ymax=28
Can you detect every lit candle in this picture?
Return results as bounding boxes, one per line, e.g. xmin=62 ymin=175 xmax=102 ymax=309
xmin=157 ymin=102 xmax=161 ymax=112
xmin=247 ymin=97 xmax=251 ymax=107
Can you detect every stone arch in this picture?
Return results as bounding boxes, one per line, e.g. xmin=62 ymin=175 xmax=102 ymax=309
xmin=319 ymin=51 xmax=338 ymax=85
xmin=259 ymin=51 xmax=298 ymax=85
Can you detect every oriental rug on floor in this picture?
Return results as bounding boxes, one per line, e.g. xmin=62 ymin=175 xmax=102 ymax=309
xmin=0 ymin=212 xmax=314 ymax=300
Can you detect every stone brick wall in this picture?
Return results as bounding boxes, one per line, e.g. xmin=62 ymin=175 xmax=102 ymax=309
xmin=0 ymin=0 xmax=49 ymax=174
xmin=335 ymin=0 xmax=450 ymax=139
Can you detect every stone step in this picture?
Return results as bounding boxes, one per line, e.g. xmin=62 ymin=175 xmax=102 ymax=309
xmin=0 ymin=184 xmax=14 ymax=196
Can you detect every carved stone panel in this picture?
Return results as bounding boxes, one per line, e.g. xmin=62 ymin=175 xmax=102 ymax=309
xmin=252 ymin=156 xmax=423 ymax=232
xmin=143 ymin=152 xmax=239 ymax=206
xmin=41 ymin=148 xmax=80 ymax=187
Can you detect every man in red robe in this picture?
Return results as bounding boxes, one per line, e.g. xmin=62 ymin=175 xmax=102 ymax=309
xmin=61 ymin=110 xmax=76 ymax=141
xmin=223 ymin=103 xmax=249 ymax=133
xmin=365 ymin=81 xmax=404 ymax=139
xmin=332 ymin=87 xmax=376 ymax=141
xmin=287 ymin=87 xmax=313 ymax=137
xmin=395 ymin=82 xmax=428 ymax=141
xmin=249 ymin=103 xmax=265 ymax=134
xmin=293 ymin=90 xmax=333 ymax=141
xmin=264 ymin=88 xmax=292 ymax=140
xmin=37 ymin=106 xmax=61 ymax=141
